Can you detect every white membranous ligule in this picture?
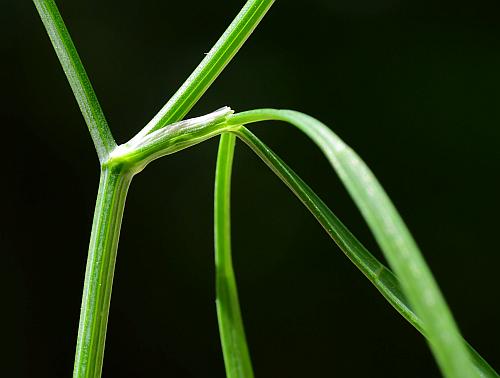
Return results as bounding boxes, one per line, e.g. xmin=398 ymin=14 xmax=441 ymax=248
xmin=109 ymin=106 xmax=235 ymax=167
xmin=128 ymin=106 xmax=234 ymax=149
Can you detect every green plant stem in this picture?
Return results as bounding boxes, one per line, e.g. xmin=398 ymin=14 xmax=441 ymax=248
xmin=33 ymin=0 xmax=116 ymax=162
xmin=227 ymin=110 xmax=476 ymax=378
xmin=73 ymin=166 xmax=133 ymax=378
xmin=214 ymin=133 xmax=254 ymax=378
xmin=232 ymin=127 xmax=498 ymax=378
xmin=131 ymin=0 xmax=275 ymax=142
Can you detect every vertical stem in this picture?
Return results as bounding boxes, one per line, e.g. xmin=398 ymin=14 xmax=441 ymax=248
xmin=73 ymin=166 xmax=133 ymax=378
xmin=214 ymin=134 xmax=254 ymax=378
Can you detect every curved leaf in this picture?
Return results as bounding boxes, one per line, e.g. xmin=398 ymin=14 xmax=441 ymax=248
xmin=227 ymin=110 xmax=479 ymax=378
xmin=233 ymin=126 xmax=498 ymax=378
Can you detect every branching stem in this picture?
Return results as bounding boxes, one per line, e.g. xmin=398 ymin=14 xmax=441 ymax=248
xmin=32 ymin=0 xmax=498 ymax=376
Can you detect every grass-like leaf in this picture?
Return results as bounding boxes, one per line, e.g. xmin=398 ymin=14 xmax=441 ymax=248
xmin=232 ymin=127 xmax=498 ymax=378
xmin=214 ymin=133 xmax=254 ymax=378
xmin=33 ymin=0 xmax=116 ymax=162
xmin=226 ymin=110 xmax=478 ymax=378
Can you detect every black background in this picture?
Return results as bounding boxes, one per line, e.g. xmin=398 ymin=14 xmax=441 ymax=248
xmin=2 ymin=0 xmax=500 ymax=377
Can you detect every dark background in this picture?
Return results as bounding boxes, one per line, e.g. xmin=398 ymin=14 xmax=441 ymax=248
xmin=2 ymin=0 xmax=499 ymax=377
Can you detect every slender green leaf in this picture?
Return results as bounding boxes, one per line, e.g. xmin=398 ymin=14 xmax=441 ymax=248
xmin=227 ymin=110 xmax=477 ymax=378
xmin=215 ymin=133 xmax=254 ymax=378
xmin=233 ymin=126 xmax=498 ymax=378
xmin=131 ymin=0 xmax=275 ymax=143
xmin=33 ymin=0 xmax=116 ymax=162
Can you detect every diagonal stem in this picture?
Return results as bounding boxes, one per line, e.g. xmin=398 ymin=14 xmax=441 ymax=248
xmin=33 ymin=0 xmax=116 ymax=162
xmin=130 ymin=0 xmax=275 ymax=143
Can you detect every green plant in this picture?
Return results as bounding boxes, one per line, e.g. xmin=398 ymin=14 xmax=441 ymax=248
xmin=32 ymin=0 xmax=498 ymax=377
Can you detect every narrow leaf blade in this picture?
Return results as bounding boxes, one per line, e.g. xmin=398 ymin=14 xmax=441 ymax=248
xmin=228 ymin=109 xmax=478 ymax=378
xmin=233 ymin=126 xmax=498 ymax=378
xmin=214 ymin=133 xmax=254 ymax=378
